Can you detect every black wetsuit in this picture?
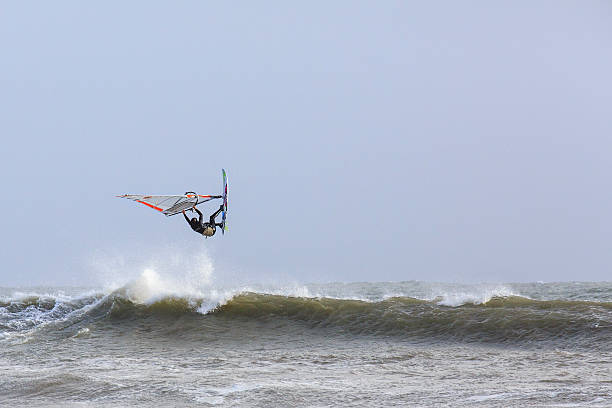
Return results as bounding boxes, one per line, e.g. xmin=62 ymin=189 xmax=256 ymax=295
xmin=184 ymin=206 xmax=224 ymax=236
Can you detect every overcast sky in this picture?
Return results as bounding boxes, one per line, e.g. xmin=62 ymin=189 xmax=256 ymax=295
xmin=1 ymin=1 xmax=611 ymax=286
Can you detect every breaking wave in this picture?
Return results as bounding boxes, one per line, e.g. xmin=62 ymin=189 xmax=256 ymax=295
xmin=2 ymin=277 xmax=611 ymax=348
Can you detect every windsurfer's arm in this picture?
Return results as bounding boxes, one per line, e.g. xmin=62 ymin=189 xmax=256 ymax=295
xmin=194 ymin=207 xmax=203 ymax=223
xmin=182 ymin=210 xmax=190 ymax=224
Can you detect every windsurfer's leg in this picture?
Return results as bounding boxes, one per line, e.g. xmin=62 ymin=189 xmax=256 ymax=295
xmin=209 ymin=205 xmax=224 ymax=224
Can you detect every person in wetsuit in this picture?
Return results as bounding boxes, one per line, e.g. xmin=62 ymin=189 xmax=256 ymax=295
xmin=182 ymin=205 xmax=224 ymax=237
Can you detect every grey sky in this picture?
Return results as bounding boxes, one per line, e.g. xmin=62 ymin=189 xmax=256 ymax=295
xmin=1 ymin=2 xmax=611 ymax=286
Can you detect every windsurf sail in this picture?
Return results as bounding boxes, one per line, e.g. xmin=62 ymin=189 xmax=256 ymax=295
xmin=117 ymin=193 xmax=221 ymax=216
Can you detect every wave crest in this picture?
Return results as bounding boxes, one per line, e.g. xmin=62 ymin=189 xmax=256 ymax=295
xmin=3 ymin=280 xmax=612 ymax=347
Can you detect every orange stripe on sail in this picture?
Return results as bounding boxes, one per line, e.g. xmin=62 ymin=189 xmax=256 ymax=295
xmin=136 ymin=200 xmax=163 ymax=212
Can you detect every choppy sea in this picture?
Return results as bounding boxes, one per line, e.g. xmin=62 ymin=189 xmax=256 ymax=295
xmin=2 ymin=273 xmax=611 ymax=407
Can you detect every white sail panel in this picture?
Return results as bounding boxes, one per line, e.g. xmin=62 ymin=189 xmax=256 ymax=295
xmin=117 ymin=194 xmax=219 ymax=216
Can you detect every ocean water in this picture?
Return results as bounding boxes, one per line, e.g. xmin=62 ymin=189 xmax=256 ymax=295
xmin=1 ymin=273 xmax=612 ymax=407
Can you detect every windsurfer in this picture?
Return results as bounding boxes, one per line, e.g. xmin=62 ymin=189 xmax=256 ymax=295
xmin=182 ymin=205 xmax=224 ymax=237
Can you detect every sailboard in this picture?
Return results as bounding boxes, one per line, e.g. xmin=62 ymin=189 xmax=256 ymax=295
xmin=221 ymin=168 xmax=229 ymax=233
